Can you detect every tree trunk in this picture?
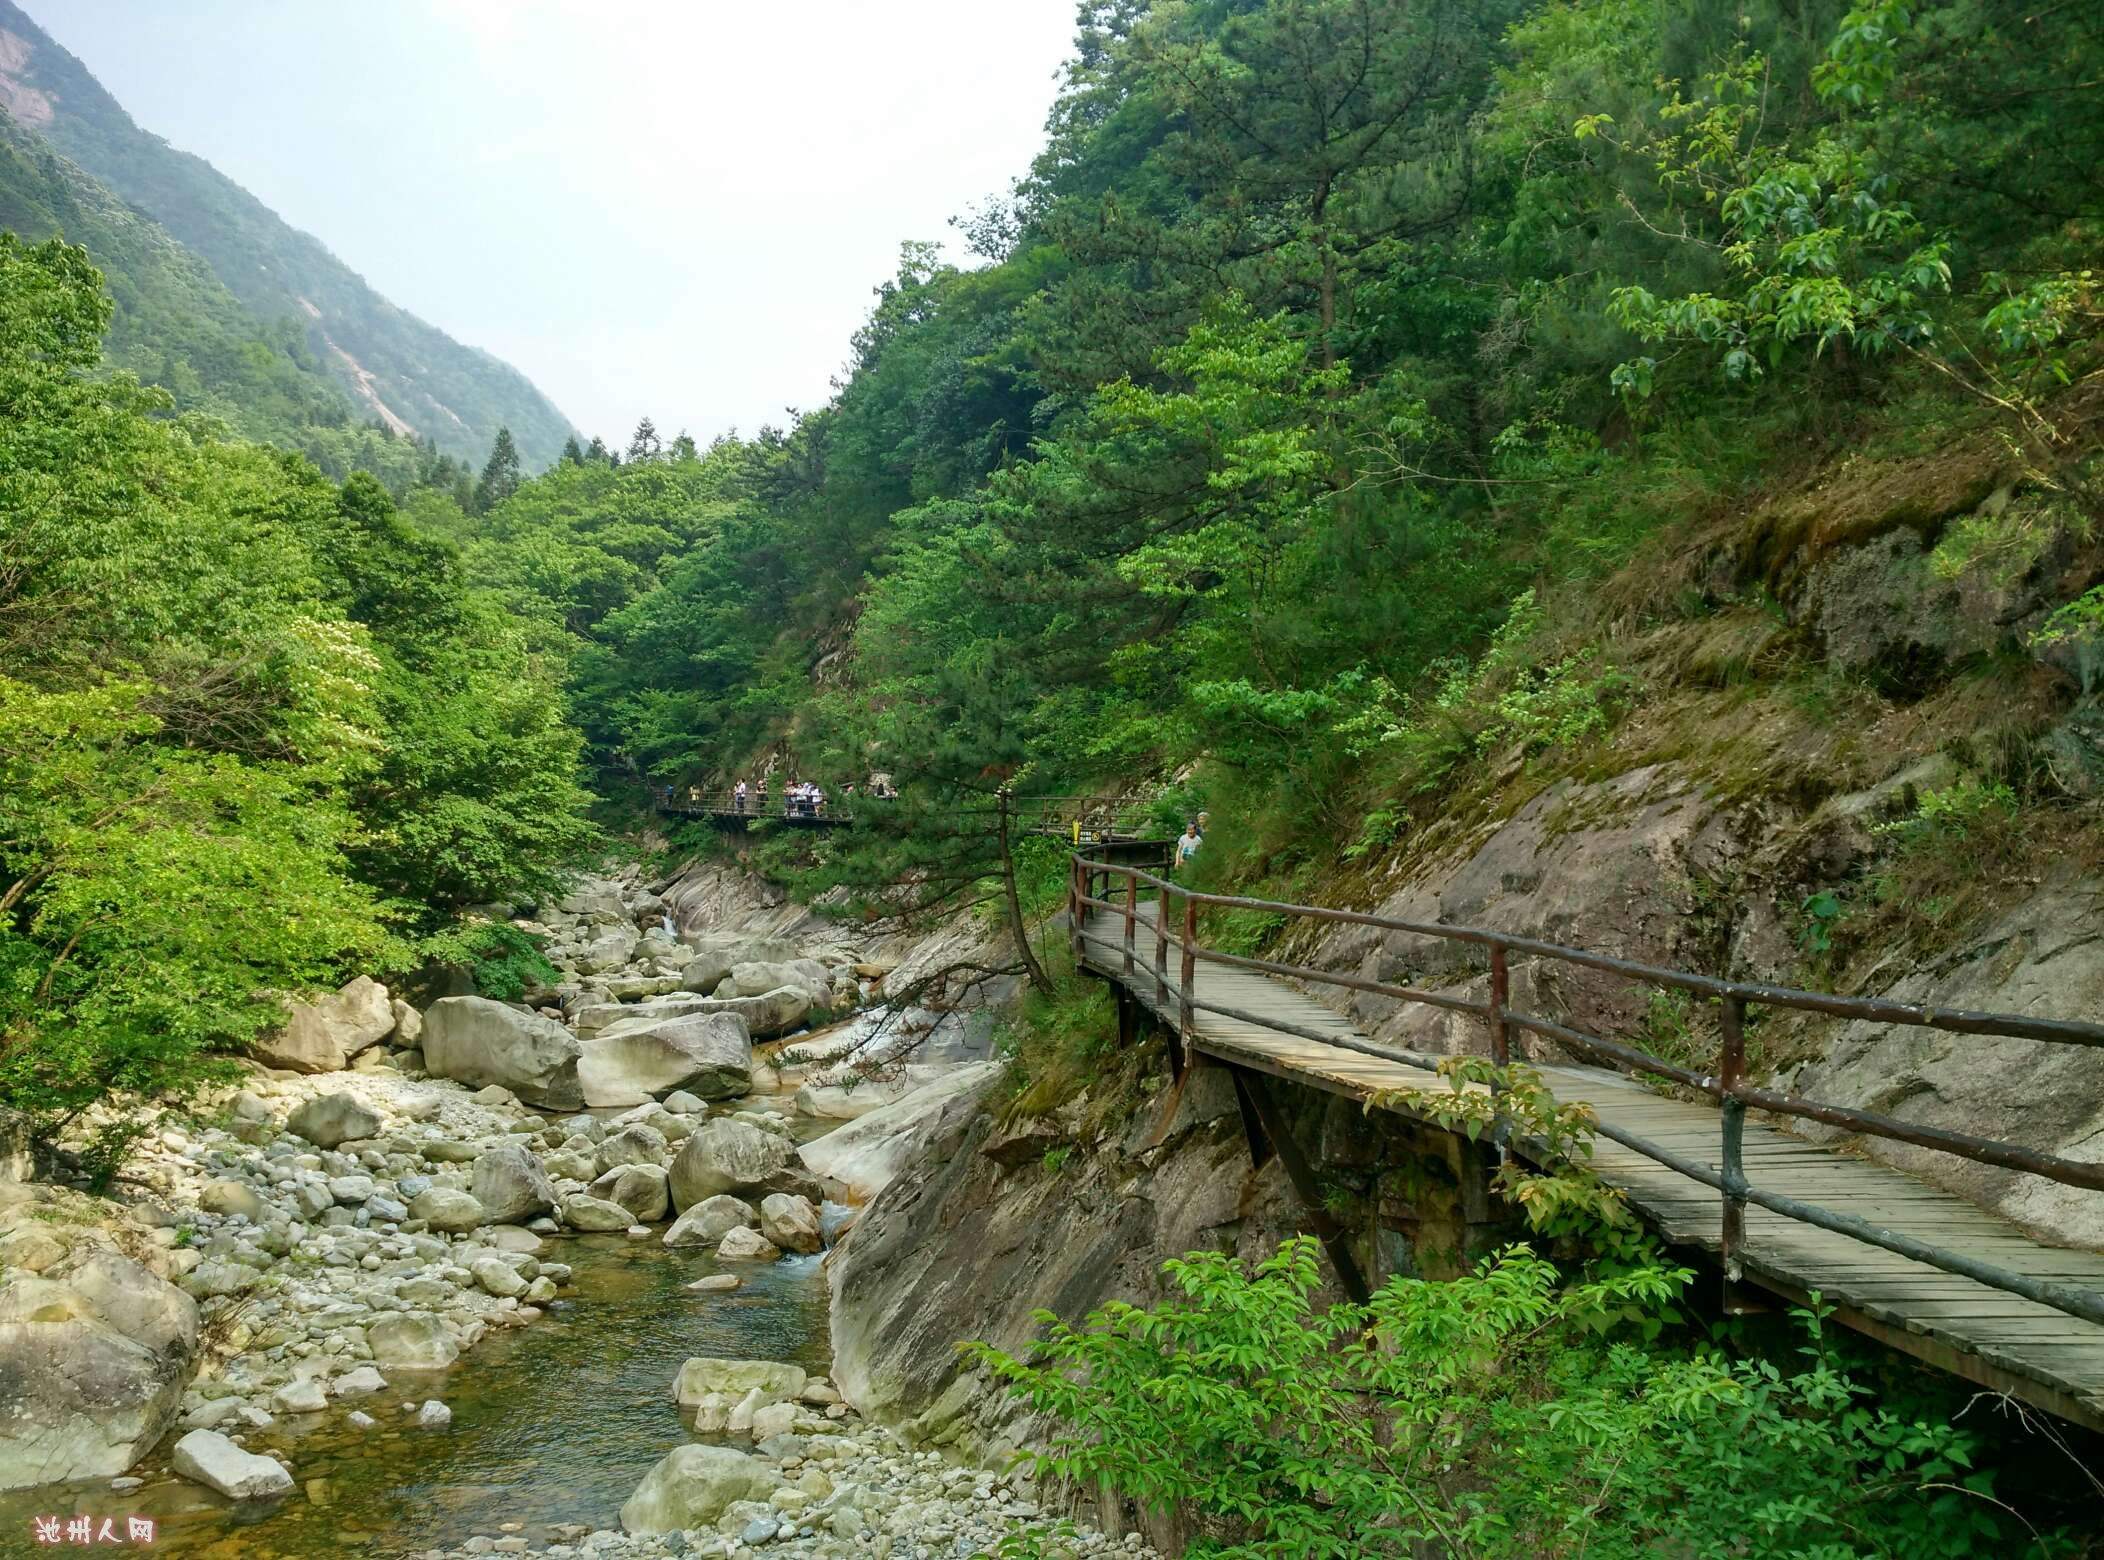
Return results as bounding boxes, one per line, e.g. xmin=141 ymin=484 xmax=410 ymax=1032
xmin=998 ymin=789 xmax=1052 ymax=993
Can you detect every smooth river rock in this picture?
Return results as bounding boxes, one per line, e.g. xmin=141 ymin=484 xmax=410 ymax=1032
xmin=170 ymin=1429 xmax=293 ymax=1500
xmin=662 ymin=1194 xmax=757 ymax=1248
xmin=421 ymin=996 xmax=583 ymax=1110
xmin=579 ymin=1011 xmax=754 ymax=1106
xmin=0 ymin=1252 xmax=199 ymax=1492
xmin=619 ymin=1444 xmax=773 ymax=1535
xmin=469 ymin=1146 xmax=556 ymax=1225
xmin=252 ymin=976 xmax=396 ymax=1074
xmin=668 ymin=1118 xmax=798 ymax=1210
xmin=758 ymin=1193 xmax=822 ymax=1253
xmin=285 ymin=1093 xmax=381 ymax=1149
xmin=367 ymin=1314 xmax=458 ymax=1371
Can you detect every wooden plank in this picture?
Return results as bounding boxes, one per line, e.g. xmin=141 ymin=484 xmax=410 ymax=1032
xmin=1079 ymin=905 xmax=2104 ymax=1429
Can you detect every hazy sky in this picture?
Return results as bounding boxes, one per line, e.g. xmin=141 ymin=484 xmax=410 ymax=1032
xmin=36 ymin=0 xmax=1080 ymax=447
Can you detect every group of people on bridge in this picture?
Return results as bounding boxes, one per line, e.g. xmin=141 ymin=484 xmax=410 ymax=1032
xmin=661 ymin=774 xmax=898 ymax=819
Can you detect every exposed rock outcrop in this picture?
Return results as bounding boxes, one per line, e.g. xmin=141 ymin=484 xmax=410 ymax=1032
xmin=0 ymin=1250 xmax=198 ymax=1491
xmin=252 ymin=976 xmax=396 ymax=1073
xmin=422 ymin=997 xmax=583 ymax=1110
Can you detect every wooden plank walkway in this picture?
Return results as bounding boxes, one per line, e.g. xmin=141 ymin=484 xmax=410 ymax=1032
xmin=1078 ymin=904 xmax=2104 ymax=1429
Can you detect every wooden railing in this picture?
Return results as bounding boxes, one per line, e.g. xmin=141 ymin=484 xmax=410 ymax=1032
xmin=1068 ymin=849 xmax=2104 ymax=1325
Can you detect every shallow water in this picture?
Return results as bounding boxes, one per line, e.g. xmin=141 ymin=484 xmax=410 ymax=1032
xmin=1 ymin=1107 xmax=840 ymax=1558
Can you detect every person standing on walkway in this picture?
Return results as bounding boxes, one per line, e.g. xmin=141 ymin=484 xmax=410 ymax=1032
xmin=1175 ymin=822 xmax=1201 ymax=873
xmin=734 ymin=779 xmax=748 ymax=814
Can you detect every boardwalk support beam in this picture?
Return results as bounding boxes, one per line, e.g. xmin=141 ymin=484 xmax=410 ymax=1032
xmin=1228 ymin=1067 xmax=1372 ymax=1305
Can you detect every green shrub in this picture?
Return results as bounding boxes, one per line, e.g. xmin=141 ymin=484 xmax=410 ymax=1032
xmin=420 ymin=920 xmax=558 ymax=1002
xmin=967 ymin=1236 xmax=2023 ymax=1558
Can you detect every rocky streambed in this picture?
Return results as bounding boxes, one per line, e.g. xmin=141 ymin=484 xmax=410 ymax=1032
xmin=0 ymin=867 xmax=1146 ymax=1558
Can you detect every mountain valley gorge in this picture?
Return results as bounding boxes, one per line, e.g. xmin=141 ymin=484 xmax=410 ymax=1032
xmin=4 ymin=0 xmax=2104 ymax=1555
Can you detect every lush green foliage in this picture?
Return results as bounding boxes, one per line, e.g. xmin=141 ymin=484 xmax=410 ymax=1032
xmin=968 ymin=1236 xmax=2028 ymax=1558
xmin=0 ymin=234 xmax=592 ymax=1157
xmin=430 ymin=0 xmax=2098 ymax=923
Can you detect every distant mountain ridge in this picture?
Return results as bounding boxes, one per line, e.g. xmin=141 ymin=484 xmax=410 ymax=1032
xmin=0 ymin=0 xmax=573 ymax=470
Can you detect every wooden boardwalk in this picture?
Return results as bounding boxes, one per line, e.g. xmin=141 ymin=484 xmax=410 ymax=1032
xmin=1078 ymin=904 xmax=2104 ymax=1430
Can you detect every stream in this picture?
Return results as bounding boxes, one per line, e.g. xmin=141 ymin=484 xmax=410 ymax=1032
xmin=0 ymin=1104 xmax=841 ymax=1559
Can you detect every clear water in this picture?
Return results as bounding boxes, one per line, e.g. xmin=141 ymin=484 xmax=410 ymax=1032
xmin=0 ymin=1105 xmax=840 ymax=1559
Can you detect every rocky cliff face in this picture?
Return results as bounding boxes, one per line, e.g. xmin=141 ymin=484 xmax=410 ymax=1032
xmin=824 ymin=1061 xmax=1422 ymax=1550
xmin=1286 ymin=453 xmax=2104 ymax=1252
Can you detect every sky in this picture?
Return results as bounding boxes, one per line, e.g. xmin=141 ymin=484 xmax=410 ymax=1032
xmin=35 ymin=0 xmax=1080 ymax=446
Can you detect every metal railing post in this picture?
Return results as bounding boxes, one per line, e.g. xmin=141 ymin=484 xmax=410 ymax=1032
xmin=1719 ymin=994 xmax=1749 ymax=1287
xmin=1123 ymin=870 xmax=1137 ymax=976
xmin=1179 ymin=893 xmax=1198 ymax=1038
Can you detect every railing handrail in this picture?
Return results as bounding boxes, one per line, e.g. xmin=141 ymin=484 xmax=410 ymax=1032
xmin=1067 ymin=846 xmax=2104 ymax=1327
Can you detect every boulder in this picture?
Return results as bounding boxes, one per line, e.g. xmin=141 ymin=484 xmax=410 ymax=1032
xmin=0 ymin=1252 xmax=198 ymax=1491
xmin=422 ymin=997 xmax=583 ymax=1110
xmin=563 ymin=1194 xmax=636 ymax=1232
xmin=285 ymin=1093 xmax=381 ymax=1149
xmin=590 ymin=1164 xmax=671 ymax=1222
xmin=468 ymin=1256 xmax=528 ymax=1298
xmin=668 ymin=1118 xmax=798 ymax=1210
xmin=578 ymin=1012 xmax=754 ymax=1106
xmin=197 ymin=1180 xmax=265 ymax=1222
xmin=593 ymin=1123 xmax=669 ymax=1177
xmin=367 ymin=1314 xmax=457 ymax=1371
xmin=662 ymin=1194 xmax=758 ymax=1248
xmin=333 ymin=1366 xmax=387 ymax=1397
xmin=271 ymin=1378 xmax=327 ymax=1414
xmin=407 ymin=1187 xmax=486 ymax=1234
xmin=680 ymin=951 xmax=735 ymax=995
xmin=798 ymin=1063 xmax=1005 ymax=1200
xmin=389 ymin=998 xmax=423 ymax=1046
xmin=620 ymin=1443 xmax=773 ymax=1535
xmin=725 ymin=960 xmax=825 ymax=1002
xmin=758 ymin=1193 xmax=822 ymax=1254
xmin=716 ymin=1225 xmax=779 ymax=1260
xmin=672 ymin=1358 xmax=805 ymax=1407
xmin=705 ymin=987 xmax=813 ymax=1040
xmin=170 ymin=1429 xmax=292 ymax=1500
xmin=577 ymin=928 xmax=640 ymax=976
xmin=470 ymin=1146 xmax=556 ymax=1225
xmin=663 ymin=1090 xmax=706 ymax=1115
xmin=252 ymin=976 xmax=396 ymax=1073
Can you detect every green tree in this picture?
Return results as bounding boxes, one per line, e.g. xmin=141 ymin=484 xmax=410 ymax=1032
xmin=473 ymin=424 xmax=523 ymax=513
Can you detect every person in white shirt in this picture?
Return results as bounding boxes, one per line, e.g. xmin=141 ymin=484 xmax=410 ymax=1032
xmin=1175 ymin=824 xmax=1201 ymax=872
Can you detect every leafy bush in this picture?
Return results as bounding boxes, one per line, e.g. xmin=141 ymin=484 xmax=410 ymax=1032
xmin=420 ymin=920 xmax=559 ymax=1002
xmin=967 ymin=1236 xmax=2021 ymax=1559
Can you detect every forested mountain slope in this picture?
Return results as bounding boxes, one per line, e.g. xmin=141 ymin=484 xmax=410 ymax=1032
xmin=0 ymin=0 xmax=574 ymax=470
xmin=0 ymin=108 xmax=469 ymax=490
xmin=437 ymin=0 xmax=2102 ymax=1145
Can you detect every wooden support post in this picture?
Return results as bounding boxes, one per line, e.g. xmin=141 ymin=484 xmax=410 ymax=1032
xmin=1154 ymin=891 xmax=1170 ymax=1010
xmin=1487 ymin=946 xmax=1511 ymax=1068
xmin=1228 ymin=1066 xmax=1273 ymax=1168
xmin=1179 ymin=894 xmax=1197 ymax=1038
xmin=1230 ymin=1068 xmax=1371 ymax=1305
xmin=1123 ymin=871 xmax=1137 ymax=976
xmin=1116 ymin=986 xmax=1140 ymax=1051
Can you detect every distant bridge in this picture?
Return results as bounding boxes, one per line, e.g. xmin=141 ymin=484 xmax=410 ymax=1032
xmin=1070 ymin=849 xmax=2104 ymax=1432
xmin=653 ymin=789 xmax=1172 ymax=845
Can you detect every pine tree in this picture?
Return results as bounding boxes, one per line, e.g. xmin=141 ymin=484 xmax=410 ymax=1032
xmin=560 ymin=435 xmax=585 ymax=466
xmin=585 ymin=435 xmax=612 ymax=464
xmin=670 ymin=430 xmax=698 ymax=461
xmin=472 ymin=426 xmax=522 ymax=513
xmin=626 ymin=417 xmax=661 ymax=463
